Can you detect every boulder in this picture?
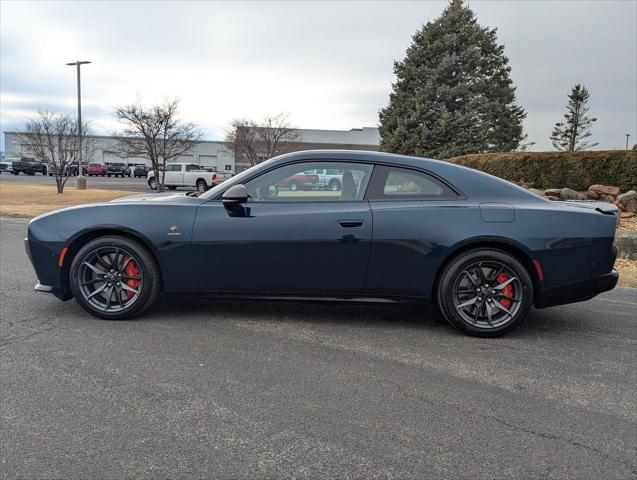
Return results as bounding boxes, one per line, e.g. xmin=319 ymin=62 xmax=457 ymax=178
xmin=546 ymin=195 xmax=560 ymax=201
xmin=620 ymin=211 xmax=636 ymax=218
xmin=529 ymin=188 xmax=545 ymax=197
xmin=614 ymin=190 xmax=637 ymax=213
xmin=585 ymin=190 xmax=600 ymax=200
xmin=599 ymin=194 xmax=616 ymax=203
xmin=588 ymin=184 xmax=620 ymax=197
xmin=622 ymin=199 xmax=637 ymax=213
xmin=545 ymin=189 xmax=562 ymax=197
xmin=560 ymin=188 xmax=587 ymax=200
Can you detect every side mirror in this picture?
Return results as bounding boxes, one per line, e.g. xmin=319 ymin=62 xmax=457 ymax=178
xmin=222 ymin=184 xmax=248 ymax=203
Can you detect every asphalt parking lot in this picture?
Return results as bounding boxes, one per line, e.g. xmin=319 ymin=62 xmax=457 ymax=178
xmin=0 ymin=172 xmax=154 ymax=192
xmin=1 ymin=216 xmax=636 ymax=479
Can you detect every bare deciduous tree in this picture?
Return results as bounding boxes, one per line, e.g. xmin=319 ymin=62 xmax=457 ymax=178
xmin=113 ymin=99 xmax=202 ymax=192
xmin=225 ymin=113 xmax=300 ymax=168
xmin=17 ymin=111 xmax=90 ymax=194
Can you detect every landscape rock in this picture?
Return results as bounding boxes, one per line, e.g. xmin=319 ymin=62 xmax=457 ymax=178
xmin=529 ymin=188 xmax=545 ymax=197
xmin=620 ymin=211 xmax=636 ymax=218
xmin=588 ymin=184 xmax=620 ymax=197
xmin=613 ymin=190 xmax=637 ymax=213
xmin=546 ymin=195 xmax=560 ymax=201
xmin=545 ymin=189 xmax=562 ymax=197
xmin=599 ymin=194 xmax=616 ymax=203
xmin=585 ymin=190 xmax=600 ymax=200
xmin=560 ymin=188 xmax=587 ymax=200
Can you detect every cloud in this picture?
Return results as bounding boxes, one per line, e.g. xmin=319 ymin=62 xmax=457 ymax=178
xmin=1 ymin=0 xmax=635 ymax=151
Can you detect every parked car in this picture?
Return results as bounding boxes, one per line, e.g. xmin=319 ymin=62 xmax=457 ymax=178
xmin=61 ymin=164 xmax=88 ymax=176
xmin=147 ymin=163 xmax=231 ymax=193
xmin=107 ymin=163 xmax=131 ymax=178
xmin=304 ymin=168 xmax=346 ymax=191
xmin=0 ymin=161 xmax=12 ymax=173
xmin=11 ymin=160 xmax=47 ymax=175
xmin=133 ymin=165 xmax=148 ymax=178
xmin=87 ymin=163 xmax=107 ymax=176
xmin=276 ymin=172 xmax=319 ymax=191
xmin=24 ymin=150 xmax=619 ymax=337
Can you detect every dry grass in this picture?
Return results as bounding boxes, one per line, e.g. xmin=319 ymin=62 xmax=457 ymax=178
xmin=0 ymin=184 xmax=137 ymax=219
xmin=615 ymin=259 xmax=637 ymax=288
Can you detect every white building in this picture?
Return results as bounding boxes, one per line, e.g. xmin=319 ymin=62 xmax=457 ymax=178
xmin=3 ymin=126 xmax=380 ymax=173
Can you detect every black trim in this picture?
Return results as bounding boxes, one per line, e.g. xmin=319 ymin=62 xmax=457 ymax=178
xmin=534 ymin=269 xmax=619 ymax=308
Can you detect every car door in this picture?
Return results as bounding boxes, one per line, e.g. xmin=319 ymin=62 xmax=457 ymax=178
xmin=192 ymin=160 xmax=374 ymax=295
xmin=164 ymin=164 xmax=183 ymax=186
xmin=364 ymin=165 xmax=463 ymax=297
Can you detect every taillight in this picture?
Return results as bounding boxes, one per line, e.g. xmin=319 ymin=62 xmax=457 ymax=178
xmin=212 ymin=174 xmax=217 ymax=181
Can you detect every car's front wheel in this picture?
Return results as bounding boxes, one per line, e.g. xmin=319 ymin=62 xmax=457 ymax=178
xmin=148 ymin=178 xmax=157 ymax=190
xmin=196 ymin=180 xmax=208 ymax=193
xmin=436 ymin=248 xmax=533 ymax=337
xmin=69 ymin=236 xmax=160 ymax=320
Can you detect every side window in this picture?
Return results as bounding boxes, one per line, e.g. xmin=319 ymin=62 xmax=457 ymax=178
xmin=244 ymin=162 xmax=373 ymax=202
xmin=367 ymin=166 xmax=456 ymax=199
xmin=165 ymin=164 xmax=181 ymax=172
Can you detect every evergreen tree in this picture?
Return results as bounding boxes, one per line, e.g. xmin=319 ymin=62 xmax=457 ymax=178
xmin=378 ymin=0 xmax=527 ymax=159
xmin=550 ymin=84 xmax=598 ymax=151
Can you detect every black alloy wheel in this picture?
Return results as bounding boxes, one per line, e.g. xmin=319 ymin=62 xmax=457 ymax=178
xmin=437 ymin=249 xmax=533 ymax=337
xmin=69 ymin=236 xmax=160 ymax=319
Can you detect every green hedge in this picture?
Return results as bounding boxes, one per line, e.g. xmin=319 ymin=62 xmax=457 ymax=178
xmin=448 ymin=150 xmax=637 ymax=192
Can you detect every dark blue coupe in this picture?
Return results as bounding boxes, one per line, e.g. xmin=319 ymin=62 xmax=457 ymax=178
xmin=25 ymin=150 xmax=619 ymax=336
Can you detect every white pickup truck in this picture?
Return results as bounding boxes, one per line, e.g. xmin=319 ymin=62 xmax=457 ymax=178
xmin=147 ymin=163 xmax=232 ymax=193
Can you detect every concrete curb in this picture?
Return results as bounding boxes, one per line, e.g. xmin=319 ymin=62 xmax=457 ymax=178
xmin=616 ymin=231 xmax=637 ymax=260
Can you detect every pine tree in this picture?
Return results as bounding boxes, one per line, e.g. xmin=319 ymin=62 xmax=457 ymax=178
xmin=378 ymin=0 xmax=527 ymax=159
xmin=550 ymin=84 xmax=598 ymax=151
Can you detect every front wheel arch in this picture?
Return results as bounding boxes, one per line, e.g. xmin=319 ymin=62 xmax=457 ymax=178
xmin=60 ymin=228 xmax=164 ymax=299
xmin=431 ymin=239 xmax=539 ymax=305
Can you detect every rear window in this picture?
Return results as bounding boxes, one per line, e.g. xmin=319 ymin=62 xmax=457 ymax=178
xmin=366 ymin=166 xmax=457 ymax=200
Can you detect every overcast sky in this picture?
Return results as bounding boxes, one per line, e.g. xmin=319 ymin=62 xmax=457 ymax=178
xmin=1 ymin=0 xmax=635 ymax=152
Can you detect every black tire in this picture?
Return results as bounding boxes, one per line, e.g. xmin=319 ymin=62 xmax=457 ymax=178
xmin=107 ymin=174 xmax=111 ymax=177
xmin=436 ymin=248 xmax=533 ymax=337
xmin=69 ymin=235 xmax=160 ymax=320
xmin=196 ymin=180 xmax=208 ymax=193
xmin=289 ymin=180 xmax=300 ymax=192
xmin=167 ymin=186 xmax=177 ymax=190
xmin=329 ymin=179 xmax=342 ymax=191
xmin=148 ymin=178 xmax=157 ymax=190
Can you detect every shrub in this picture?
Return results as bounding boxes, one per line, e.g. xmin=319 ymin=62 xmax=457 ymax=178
xmin=448 ymin=150 xmax=637 ymax=191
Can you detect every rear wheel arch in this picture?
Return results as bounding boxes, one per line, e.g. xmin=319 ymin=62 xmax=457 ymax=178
xmin=432 ymin=239 xmax=540 ymax=303
xmin=60 ymin=228 xmax=163 ymax=297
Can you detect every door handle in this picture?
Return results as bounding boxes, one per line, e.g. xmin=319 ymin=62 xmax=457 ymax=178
xmin=338 ymin=220 xmax=364 ymax=228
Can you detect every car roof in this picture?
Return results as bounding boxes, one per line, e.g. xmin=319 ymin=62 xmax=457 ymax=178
xmin=253 ymin=150 xmax=543 ymax=202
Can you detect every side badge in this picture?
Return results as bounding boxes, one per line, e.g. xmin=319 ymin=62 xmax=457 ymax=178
xmin=167 ymin=224 xmax=181 ymax=236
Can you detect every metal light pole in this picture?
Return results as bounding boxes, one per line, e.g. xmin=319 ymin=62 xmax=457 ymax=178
xmin=626 ymin=133 xmax=631 ymax=150
xmin=66 ymin=60 xmax=91 ymax=189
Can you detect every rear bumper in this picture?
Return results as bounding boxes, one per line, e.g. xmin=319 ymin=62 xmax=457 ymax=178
xmin=535 ymin=269 xmax=619 ymax=308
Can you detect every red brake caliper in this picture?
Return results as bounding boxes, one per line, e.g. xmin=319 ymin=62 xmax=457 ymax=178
xmin=496 ymin=273 xmax=512 ymax=309
xmin=123 ymin=256 xmax=140 ymax=298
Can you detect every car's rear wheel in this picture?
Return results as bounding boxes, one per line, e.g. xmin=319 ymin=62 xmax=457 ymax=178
xmin=436 ymin=248 xmax=533 ymax=337
xmin=289 ymin=181 xmax=300 ymax=191
xmin=69 ymin=236 xmax=160 ymax=320
xmin=196 ymin=180 xmax=207 ymax=193
xmin=329 ymin=179 xmax=342 ymax=191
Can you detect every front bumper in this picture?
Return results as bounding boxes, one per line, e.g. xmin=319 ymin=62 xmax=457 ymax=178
xmin=535 ymin=269 xmax=619 ymax=308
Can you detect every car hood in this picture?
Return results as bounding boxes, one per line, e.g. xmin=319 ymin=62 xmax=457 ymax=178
xmin=109 ymin=192 xmax=194 ymax=203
